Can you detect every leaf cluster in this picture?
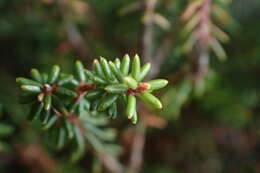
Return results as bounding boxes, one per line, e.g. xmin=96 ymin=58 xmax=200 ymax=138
xmin=16 ymin=54 xmax=168 ymax=160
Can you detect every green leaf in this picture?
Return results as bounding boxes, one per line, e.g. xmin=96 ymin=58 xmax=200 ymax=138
xmin=139 ymin=92 xmax=162 ymax=109
xmin=41 ymin=73 xmax=48 ymax=83
xmin=98 ymin=94 xmax=119 ymax=111
xmin=57 ymin=127 xmax=66 ymax=149
xmin=209 ymin=38 xmax=227 ymax=61
xmin=91 ymin=99 xmax=102 ymax=111
xmin=48 ymin=65 xmax=60 ymax=84
xmin=109 ymin=61 xmax=124 ymax=82
xmin=93 ymin=59 xmax=105 ymax=78
xmin=147 ymin=79 xmax=168 ymax=91
xmin=84 ymin=69 xmax=95 ymax=79
xmin=75 ymin=61 xmax=86 ymax=81
xmin=84 ymin=124 xmax=116 ymax=141
xmin=114 ymin=58 xmax=121 ymax=68
xmin=52 ymin=95 xmax=68 ymax=114
xmin=181 ymin=35 xmax=196 ymax=53
xmin=182 ymin=12 xmax=200 ymax=36
xmin=108 ymin=103 xmax=117 ymax=119
xmin=69 ymin=79 xmax=79 ymax=87
xmin=44 ymin=94 xmax=52 ymax=110
xmin=16 ymin=77 xmax=42 ymax=87
xmin=58 ymin=74 xmax=74 ymax=86
xmin=83 ymin=100 xmax=91 ymax=111
xmin=85 ymin=133 xmax=104 ymax=153
xmin=80 ymin=116 xmax=108 ymax=125
xmin=65 ymin=121 xmax=74 ymax=139
xmin=100 ymin=57 xmax=113 ymax=80
xmin=21 ymin=85 xmax=41 ymax=94
xmin=130 ymin=110 xmax=137 ymax=124
xmin=131 ymin=54 xmax=140 ymax=80
xmin=85 ymin=69 xmax=107 ymax=85
xmin=120 ymin=94 xmax=127 ymax=105
xmin=71 ymin=126 xmax=85 ymax=162
xmin=212 ymin=24 xmax=230 ymax=43
xmin=69 ymin=101 xmax=79 ymax=113
xmin=137 ymin=63 xmax=151 ymax=82
xmin=43 ymin=115 xmax=59 ymax=130
xmin=42 ymin=109 xmax=51 ymax=124
xmin=30 ymin=103 xmax=44 ymax=120
xmin=56 ymin=87 xmax=77 ymax=97
xmin=120 ymin=54 xmax=130 ymax=75
xmin=124 ymin=76 xmax=137 ymax=89
xmin=93 ymin=76 xmax=108 ymax=85
xmin=31 ymin=68 xmax=42 ymax=83
xmin=126 ymin=95 xmax=136 ymax=119
xmin=78 ymin=99 xmax=90 ymax=113
xmin=85 ymin=90 xmax=103 ymax=100
xmin=105 ymin=84 xmax=127 ymax=94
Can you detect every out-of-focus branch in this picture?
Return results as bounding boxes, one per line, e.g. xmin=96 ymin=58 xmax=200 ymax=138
xmin=58 ymin=0 xmax=90 ymax=64
xmin=154 ymin=32 xmax=174 ymax=64
xmin=64 ymin=21 xmax=89 ymax=60
xmin=128 ymin=1 xmax=158 ymax=173
xmin=191 ymin=46 xmax=209 ymax=82
xmin=181 ymin=0 xmax=231 ymax=82
xmin=191 ymin=0 xmax=211 ymax=82
xmin=128 ymin=0 xmax=175 ymax=172
xmin=148 ymin=32 xmax=175 ymax=79
xmin=138 ymin=0 xmax=157 ymax=64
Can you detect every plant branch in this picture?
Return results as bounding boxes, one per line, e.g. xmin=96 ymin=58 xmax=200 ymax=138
xmin=58 ymin=0 xmax=90 ymax=63
xmin=128 ymin=1 xmax=157 ymax=172
xmin=191 ymin=0 xmax=211 ymax=82
xmin=138 ymin=0 xmax=157 ymax=64
xmin=149 ymin=32 xmax=175 ymax=79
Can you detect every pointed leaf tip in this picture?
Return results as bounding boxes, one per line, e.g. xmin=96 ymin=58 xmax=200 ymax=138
xmin=131 ymin=54 xmax=140 ymax=80
xmin=121 ymin=54 xmax=130 ymax=75
xmin=139 ymin=92 xmax=162 ymax=109
xmin=148 ymin=79 xmax=168 ymax=91
xmin=31 ymin=68 xmax=42 ymax=83
xmin=126 ymin=95 xmax=136 ymax=119
xmin=75 ymin=60 xmax=86 ymax=81
xmin=48 ymin=65 xmax=60 ymax=84
xmin=137 ymin=63 xmax=151 ymax=82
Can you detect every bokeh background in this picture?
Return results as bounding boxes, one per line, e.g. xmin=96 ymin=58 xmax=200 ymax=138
xmin=0 ymin=0 xmax=260 ymax=172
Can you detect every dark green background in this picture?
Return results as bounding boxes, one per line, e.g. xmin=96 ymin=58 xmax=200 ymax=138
xmin=0 ymin=0 xmax=260 ymax=172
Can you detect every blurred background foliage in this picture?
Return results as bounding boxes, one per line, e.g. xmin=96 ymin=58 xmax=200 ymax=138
xmin=0 ymin=0 xmax=260 ymax=172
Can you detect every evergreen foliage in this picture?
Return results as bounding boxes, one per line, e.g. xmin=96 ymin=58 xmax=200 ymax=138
xmin=16 ymin=55 xmax=167 ymax=161
xmin=0 ymin=0 xmax=259 ymax=172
